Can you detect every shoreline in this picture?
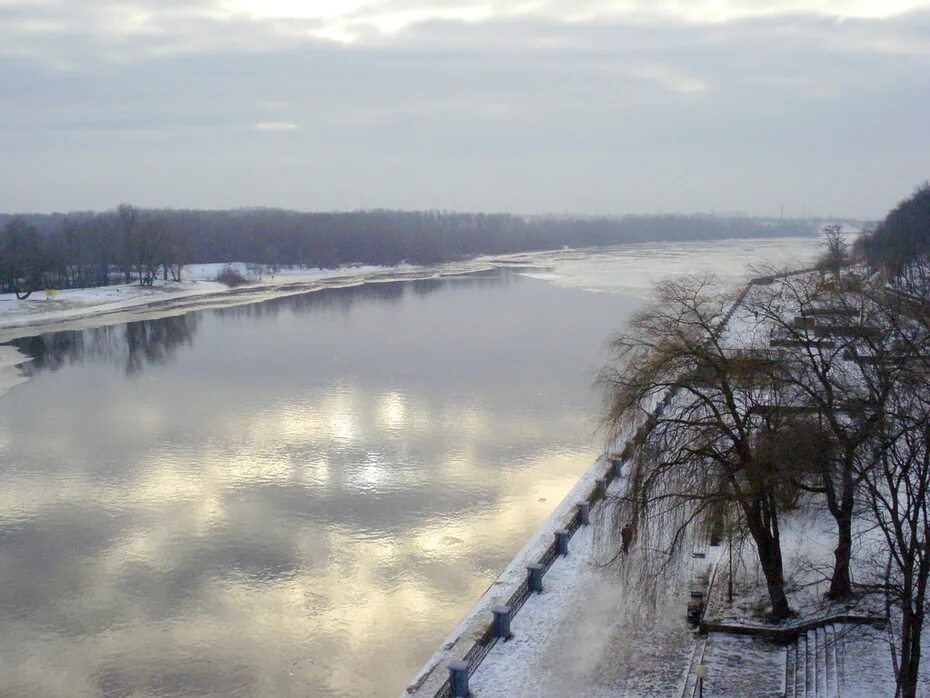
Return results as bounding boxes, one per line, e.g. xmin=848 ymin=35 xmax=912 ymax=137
xmin=0 ymin=231 xmax=829 ymax=438
xmin=0 ymin=231 xmax=830 ymax=345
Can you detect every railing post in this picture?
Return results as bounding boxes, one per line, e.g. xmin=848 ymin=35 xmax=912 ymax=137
xmin=527 ymin=563 xmax=544 ymax=593
xmin=554 ymin=529 xmax=570 ymax=556
xmin=448 ymin=660 xmax=469 ymax=697
xmin=576 ymin=501 xmax=591 ymax=525
xmin=492 ymin=605 xmax=512 ymax=640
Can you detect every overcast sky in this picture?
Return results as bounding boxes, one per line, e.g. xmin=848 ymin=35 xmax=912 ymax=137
xmin=1 ymin=1 xmax=928 ymax=217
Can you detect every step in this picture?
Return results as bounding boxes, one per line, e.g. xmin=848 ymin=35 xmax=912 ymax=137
xmin=784 ymin=642 xmax=797 ymax=698
xmin=804 ymin=630 xmax=817 ymax=698
xmin=833 ymin=624 xmax=846 ymax=696
xmin=796 ymin=633 xmax=807 ymax=698
xmin=824 ymin=624 xmax=837 ymax=697
xmin=815 ymin=626 xmax=827 ymax=697
xmin=680 ymin=674 xmax=692 ymax=697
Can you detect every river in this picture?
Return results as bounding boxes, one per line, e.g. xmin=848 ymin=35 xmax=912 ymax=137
xmin=0 ymin=236 xmax=831 ymax=696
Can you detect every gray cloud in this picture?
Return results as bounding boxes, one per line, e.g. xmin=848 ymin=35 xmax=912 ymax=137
xmin=0 ymin=1 xmax=928 ymax=216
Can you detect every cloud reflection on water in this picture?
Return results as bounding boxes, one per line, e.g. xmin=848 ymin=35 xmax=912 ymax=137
xmin=0 ymin=270 xmax=615 ymax=696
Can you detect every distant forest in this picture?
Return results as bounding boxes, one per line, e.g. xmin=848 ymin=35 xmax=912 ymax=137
xmin=0 ymin=206 xmax=819 ymax=296
xmin=856 ymin=182 xmax=930 ymax=290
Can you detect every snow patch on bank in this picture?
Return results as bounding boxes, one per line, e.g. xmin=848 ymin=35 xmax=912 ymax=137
xmin=0 ymin=263 xmax=398 ymax=333
xmin=0 ymin=344 xmax=31 ymax=400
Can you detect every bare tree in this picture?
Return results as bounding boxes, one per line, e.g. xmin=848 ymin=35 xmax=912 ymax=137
xmin=852 ymin=271 xmax=930 ymax=698
xmin=0 ymin=218 xmax=46 ymax=298
xmin=857 ymin=182 xmax=930 ymax=293
xmin=599 ymin=275 xmax=796 ymax=620
xmin=818 ymin=223 xmax=848 ymax=278
xmin=860 ymin=373 xmax=930 ymax=698
xmin=116 ymin=203 xmax=140 ymax=284
xmin=745 ymin=269 xmax=892 ymax=599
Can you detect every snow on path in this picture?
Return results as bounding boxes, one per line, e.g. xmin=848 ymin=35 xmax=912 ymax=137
xmin=467 ymin=515 xmax=697 ymax=698
xmin=698 ymin=634 xmax=785 ymax=697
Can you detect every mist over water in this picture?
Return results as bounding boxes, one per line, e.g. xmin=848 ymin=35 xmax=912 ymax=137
xmin=0 ymin=238 xmax=827 ymax=696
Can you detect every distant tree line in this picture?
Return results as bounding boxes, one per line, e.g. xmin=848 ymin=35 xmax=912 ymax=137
xmin=0 ymin=205 xmax=188 ymax=297
xmin=0 ymin=206 xmax=816 ymax=297
xmin=856 ymin=182 xmax=930 ymax=294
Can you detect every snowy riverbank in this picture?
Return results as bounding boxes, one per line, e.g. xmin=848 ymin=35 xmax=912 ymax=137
xmin=0 ymin=262 xmax=428 ymax=341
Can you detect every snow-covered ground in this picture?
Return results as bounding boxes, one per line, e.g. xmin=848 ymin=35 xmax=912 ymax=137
xmin=427 ymin=489 xmax=907 ymax=698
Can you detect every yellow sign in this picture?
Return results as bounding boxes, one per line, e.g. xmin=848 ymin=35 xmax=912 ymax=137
xmin=45 ymin=289 xmax=58 ymax=298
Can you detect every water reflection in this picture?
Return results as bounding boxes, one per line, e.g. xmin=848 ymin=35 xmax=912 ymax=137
xmin=10 ymin=273 xmax=512 ymax=379
xmin=0 ymin=270 xmax=630 ymax=697
xmin=12 ymin=313 xmax=199 ymax=377
xmin=214 ymin=269 xmax=507 ymax=322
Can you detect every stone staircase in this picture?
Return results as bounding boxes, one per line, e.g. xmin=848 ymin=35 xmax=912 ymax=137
xmin=784 ymin=624 xmax=846 ymax=698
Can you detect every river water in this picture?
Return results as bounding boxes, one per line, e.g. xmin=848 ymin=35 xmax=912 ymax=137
xmin=0 ymin=237 xmax=829 ymax=696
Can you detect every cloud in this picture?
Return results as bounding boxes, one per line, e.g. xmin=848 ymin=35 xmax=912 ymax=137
xmin=0 ymin=1 xmax=928 ymax=216
xmin=2 ymin=1 xmax=930 ymax=62
xmin=251 ymin=121 xmax=298 ymax=132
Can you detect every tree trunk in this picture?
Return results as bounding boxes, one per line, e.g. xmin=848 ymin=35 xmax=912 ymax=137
xmin=742 ymin=502 xmax=791 ymax=621
xmin=897 ymin=607 xmax=922 ymax=698
xmin=757 ymin=535 xmax=791 ymax=621
xmin=827 ymin=511 xmax=853 ymax=598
